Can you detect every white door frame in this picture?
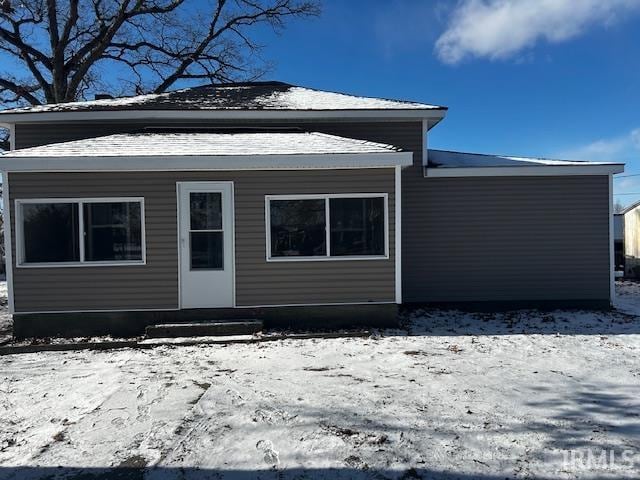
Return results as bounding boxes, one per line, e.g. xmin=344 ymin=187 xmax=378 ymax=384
xmin=177 ymin=181 xmax=236 ymax=309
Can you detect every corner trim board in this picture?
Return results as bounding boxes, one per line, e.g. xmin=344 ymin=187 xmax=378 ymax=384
xmin=9 ymin=124 xmax=15 ymax=151
xmin=421 ymin=119 xmax=429 ymax=169
xmin=2 ymin=171 xmax=15 ymax=313
xmin=609 ymin=174 xmax=615 ymax=304
xmin=395 ymin=165 xmax=402 ymax=304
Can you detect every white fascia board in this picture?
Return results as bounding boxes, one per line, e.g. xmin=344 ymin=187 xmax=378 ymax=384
xmin=424 ymin=164 xmax=624 ymax=177
xmin=0 ymin=151 xmax=413 ymax=172
xmin=0 ymin=109 xmax=447 ymax=124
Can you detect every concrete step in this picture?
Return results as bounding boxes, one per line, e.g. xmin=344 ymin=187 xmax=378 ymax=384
xmin=145 ymin=320 xmax=263 ymax=338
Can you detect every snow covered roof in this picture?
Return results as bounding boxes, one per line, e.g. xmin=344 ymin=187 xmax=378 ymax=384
xmin=0 ymin=81 xmax=445 ymax=116
xmin=428 ymin=149 xmax=621 ymax=168
xmin=0 ymin=131 xmax=413 ymax=172
xmin=3 ymin=132 xmax=402 ymax=157
xmin=426 ymin=149 xmax=624 ymax=177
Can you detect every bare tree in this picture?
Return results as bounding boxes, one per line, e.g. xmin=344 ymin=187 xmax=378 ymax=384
xmin=0 ymin=0 xmax=319 ymax=108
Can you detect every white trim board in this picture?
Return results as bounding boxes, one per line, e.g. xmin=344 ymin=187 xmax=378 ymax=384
xmin=424 ymin=165 xmax=624 ymax=177
xmin=0 ymin=152 xmax=414 ymax=172
xmin=394 ymin=165 xmax=402 ymax=304
xmin=421 ymin=119 xmax=429 ymax=168
xmin=609 ymin=174 xmax=615 ymax=305
xmin=2 ymin=171 xmax=15 ymax=313
xmin=0 ymin=109 xmax=447 ymax=124
xmin=8 ymin=124 xmax=15 ymax=151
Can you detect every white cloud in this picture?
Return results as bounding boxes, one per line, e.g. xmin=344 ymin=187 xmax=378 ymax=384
xmin=435 ymin=0 xmax=640 ymax=64
xmin=560 ymin=128 xmax=640 ymax=162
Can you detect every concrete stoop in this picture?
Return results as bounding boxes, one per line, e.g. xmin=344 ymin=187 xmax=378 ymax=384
xmin=144 ymin=320 xmax=263 ymax=339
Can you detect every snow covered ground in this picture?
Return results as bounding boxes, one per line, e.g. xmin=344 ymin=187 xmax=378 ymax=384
xmin=0 ymin=281 xmax=10 ymax=345
xmin=613 ymin=280 xmax=640 ymax=315
xmin=1 ymin=283 xmax=640 ymax=479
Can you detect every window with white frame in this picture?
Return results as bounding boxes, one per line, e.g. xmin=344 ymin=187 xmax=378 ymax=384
xmin=17 ymin=198 xmax=145 ymax=266
xmin=266 ymin=194 xmax=388 ymax=260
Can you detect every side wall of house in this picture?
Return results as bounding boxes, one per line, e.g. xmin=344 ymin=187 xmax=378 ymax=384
xmin=14 ymin=120 xmax=611 ymax=306
xmin=406 ymin=175 xmax=610 ymax=302
xmin=9 ymin=169 xmax=395 ymax=312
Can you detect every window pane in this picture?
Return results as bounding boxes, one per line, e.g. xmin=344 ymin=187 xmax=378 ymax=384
xmin=84 ymin=202 xmax=142 ymax=261
xmin=330 ymin=197 xmax=385 ymax=256
xmin=22 ymin=203 xmax=80 ymax=263
xmin=191 ymin=231 xmax=223 ymax=269
xmin=190 ymin=193 xmax=222 ymax=230
xmin=270 ymin=199 xmax=326 ymax=257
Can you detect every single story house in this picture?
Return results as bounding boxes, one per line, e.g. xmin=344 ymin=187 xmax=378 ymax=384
xmin=0 ymin=82 xmax=625 ymax=337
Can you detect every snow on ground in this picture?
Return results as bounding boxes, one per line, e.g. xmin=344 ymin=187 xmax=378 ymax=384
xmin=0 ymin=281 xmax=10 ymax=345
xmin=613 ymin=280 xmax=640 ymax=315
xmin=0 ymin=283 xmax=640 ymax=479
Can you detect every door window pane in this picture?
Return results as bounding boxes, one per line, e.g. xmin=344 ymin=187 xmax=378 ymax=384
xmin=83 ymin=202 xmax=143 ymax=261
xmin=330 ymin=197 xmax=385 ymax=256
xmin=22 ymin=203 xmax=80 ymax=263
xmin=191 ymin=231 xmax=223 ymax=269
xmin=190 ymin=193 xmax=222 ymax=230
xmin=270 ymin=199 xmax=326 ymax=257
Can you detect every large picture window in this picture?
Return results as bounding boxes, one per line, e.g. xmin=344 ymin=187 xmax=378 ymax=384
xmin=17 ymin=198 xmax=145 ymax=266
xmin=266 ymin=194 xmax=388 ymax=261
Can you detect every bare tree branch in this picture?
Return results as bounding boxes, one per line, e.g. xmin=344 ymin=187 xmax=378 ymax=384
xmin=0 ymin=0 xmax=320 ymax=107
xmin=0 ymin=76 xmax=41 ymax=105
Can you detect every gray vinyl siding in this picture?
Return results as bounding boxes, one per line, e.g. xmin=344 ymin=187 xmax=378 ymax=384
xmin=14 ymin=120 xmax=422 ymax=150
xmin=9 ymin=169 xmax=395 ymax=312
xmin=404 ymin=175 xmax=610 ymax=302
xmin=12 ymin=119 xmax=611 ymax=307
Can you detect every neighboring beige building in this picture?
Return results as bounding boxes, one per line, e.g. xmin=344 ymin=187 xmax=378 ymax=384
xmin=622 ymin=201 xmax=640 ymax=278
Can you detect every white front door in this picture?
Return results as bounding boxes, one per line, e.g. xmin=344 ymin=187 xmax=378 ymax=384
xmin=178 ymin=182 xmax=234 ymax=308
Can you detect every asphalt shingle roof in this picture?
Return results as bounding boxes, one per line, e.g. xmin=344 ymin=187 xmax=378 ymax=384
xmin=0 ymin=81 xmax=445 ymax=115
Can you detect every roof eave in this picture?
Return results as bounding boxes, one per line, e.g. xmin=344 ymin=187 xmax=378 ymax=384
xmin=424 ymin=164 xmax=624 ymax=177
xmin=0 ymin=151 xmax=413 ymax=172
xmin=0 ymin=108 xmax=447 ymax=124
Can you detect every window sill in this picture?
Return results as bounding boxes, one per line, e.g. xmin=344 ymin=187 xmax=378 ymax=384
xmin=16 ymin=261 xmax=146 ymax=269
xmin=266 ymin=255 xmax=389 ymax=263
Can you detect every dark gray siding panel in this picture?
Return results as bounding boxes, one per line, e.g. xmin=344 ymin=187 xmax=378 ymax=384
xmin=14 ymin=120 xmax=424 ymax=150
xmin=9 ymin=169 xmax=395 ymax=312
xmin=402 ymin=175 xmax=610 ymax=302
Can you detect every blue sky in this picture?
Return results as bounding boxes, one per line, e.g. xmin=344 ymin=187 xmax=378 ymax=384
xmin=253 ymin=0 xmax=640 ymax=208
